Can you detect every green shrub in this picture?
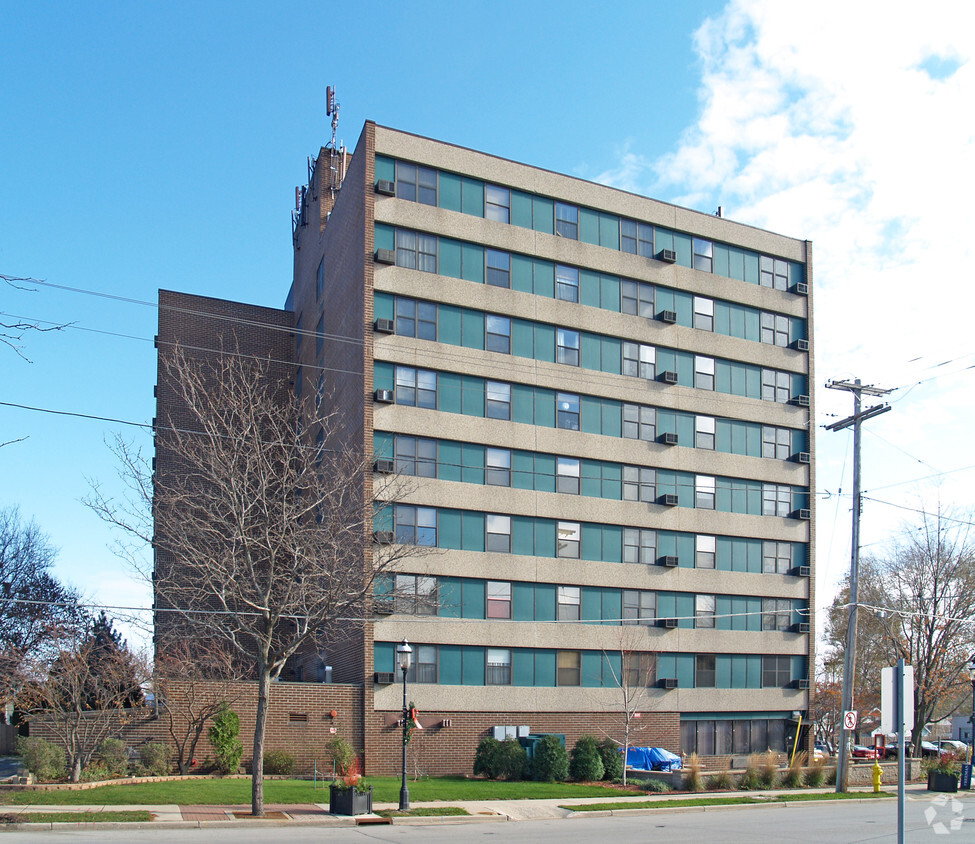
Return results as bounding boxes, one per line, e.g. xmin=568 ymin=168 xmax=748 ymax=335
xmin=530 ymin=735 xmax=569 ymax=782
xmin=80 ymin=763 xmax=111 ymax=782
xmin=826 ymin=765 xmax=837 ymax=785
xmin=208 ymin=703 xmax=243 ymax=774
xmin=16 ymin=736 xmax=66 ymax=782
xmin=98 ymin=737 xmax=129 ymax=777
xmin=473 ymin=737 xmax=502 ymax=778
xmin=263 ymin=749 xmax=297 ymax=776
xmin=597 ymin=740 xmax=623 ymax=781
xmin=639 ymin=777 xmax=672 ymax=792
xmin=140 ymin=742 xmax=171 ymax=777
xmin=707 ymin=769 xmax=733 ymax=790
xmin=781 ymin=765 xmax=803 ymax=788
xmin=326 ymin=737 xmax=356 ymax=776
xmin=569 ymin=735 xmax=605 ymax=782
xmin=473 ymin=737 xmax=527 ymax=780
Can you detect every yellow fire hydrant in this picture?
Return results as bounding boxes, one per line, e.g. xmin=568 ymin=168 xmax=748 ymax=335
xmin=872 ymin=758 xmax=883 ymax=793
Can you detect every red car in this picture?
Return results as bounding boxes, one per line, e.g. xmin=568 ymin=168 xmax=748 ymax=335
xmin=851 ymin=745 xmax=880 ymax=759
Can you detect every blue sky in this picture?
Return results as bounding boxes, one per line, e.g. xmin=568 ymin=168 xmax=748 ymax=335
xmin=2 ymin=1 xmax=974 ymax=650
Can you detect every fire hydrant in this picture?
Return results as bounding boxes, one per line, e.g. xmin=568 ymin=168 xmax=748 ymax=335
xmin=872 ymin=758 xmax=883 ymax=793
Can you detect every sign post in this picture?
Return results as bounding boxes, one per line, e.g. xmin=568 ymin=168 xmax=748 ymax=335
xmin=882 ymin=661 xmax=912 ymax=844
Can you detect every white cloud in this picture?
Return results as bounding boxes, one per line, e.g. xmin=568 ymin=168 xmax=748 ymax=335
xmin=597 ymin=1 xmax=975 ymax=617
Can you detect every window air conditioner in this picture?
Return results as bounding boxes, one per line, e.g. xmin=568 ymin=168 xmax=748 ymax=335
xmin=374 ymin=318 xmax=395 ymax=334
xmin=374 ymin=389 xmax=394 ymax=404
xmin=659 ymin=493 xmax=679 ymax=506
xmin=659 ymin=619 xmax=679 ymax=630
xmin=792 ymin=282 xmax=809 ymax=295
xmin=659 ymin=310 xmax=678 ymax=323
xmin=658 ymin=249 xmax=677 ymax=264
xmin=658 ymin=432 xmax=678 ymax=445
xmin=791 ymin=394 xmax=811 ymax=407
xmin=796 ymin=679 xmax=812 ymax=690
xmin=373 ymin=598 xmax=394 ymax=615
xmin=373 ymin=672 xmax=395 ymax=685
xmin=791 ymin=509 xmax=811 ymax=520
xmin=372 ymin=531 xmax=395 ymax=545
xmin=791 ymin=339 xmax=809 ymax=352
xmin=373 ymin=459 xmax=395 ymax=474
xmin=792 ymin=566 xmax=811 ymax=578
xmin=794 ymin=452 xmax=811 ymax=464
xmin=659 ymin=555 xmax=679 ymax=567
xmin=793 ymin=622 xmax=811 ymax=634
xmin=374 ymin=249 xmax=396 ymax=265
xmin=658 ymin=677 xmax=678 ymax=689
xmin=659 ymin=371 xmax=679 ymax=384
xmin=375 ymin=180 xmax=396 ymax=196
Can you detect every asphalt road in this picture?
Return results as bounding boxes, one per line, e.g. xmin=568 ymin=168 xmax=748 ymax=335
xmin=3 ymin=793 xmax=974 ymax=844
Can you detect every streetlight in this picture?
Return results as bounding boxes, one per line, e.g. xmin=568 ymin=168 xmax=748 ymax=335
xmin=397 ymin=639 xmax=412 ymax=811
xmin=967 ymin=653 xmax=975 ymax=770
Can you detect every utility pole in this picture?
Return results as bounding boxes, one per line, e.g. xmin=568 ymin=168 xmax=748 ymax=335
xmin=826 ymin=378 xmax=892 ymax=793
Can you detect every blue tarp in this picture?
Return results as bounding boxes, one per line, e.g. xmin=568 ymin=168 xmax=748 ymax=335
xmin=625 ymin=746 xmax=683 ymax=772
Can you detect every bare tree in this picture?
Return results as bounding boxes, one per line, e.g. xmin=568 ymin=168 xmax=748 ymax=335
xmin=825 ymin=504 xmax=975 ymax=755
xmin=17 ymin=625 xmax=148 ymax=782
xmin=1 ymin=274 xmax=68 ymax=363
xmin=88 ymin=345 xmax=421 ymax=815
xmin=153 ymin=638 xmax=245 ymax=775
xmin=598 ymin=627 xmax=659 ymax=786
xmin=0 ymin=507 xmax=84 ymax=707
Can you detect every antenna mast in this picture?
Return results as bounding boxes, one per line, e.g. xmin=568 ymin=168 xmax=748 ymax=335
xmin=324 ymin=86 xmax=346 ymax=196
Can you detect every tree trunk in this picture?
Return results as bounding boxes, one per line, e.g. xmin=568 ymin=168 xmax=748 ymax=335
xmin=251 ymin=669 xmax=271 ymax=816
xmin=71 ymin=756 xmax=81 ymax=783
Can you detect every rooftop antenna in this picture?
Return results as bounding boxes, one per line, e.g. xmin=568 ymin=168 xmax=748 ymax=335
xmin=324 ymin=86 xmax=346 ymax=194
xmin=326 ymin=86 xmax=339 ymax=151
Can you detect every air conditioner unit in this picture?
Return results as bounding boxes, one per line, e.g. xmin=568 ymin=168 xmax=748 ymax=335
xmin=794 ymin=452 xmax=811 ymax=464
xmin=791 ymin=339 xmax=809 ymax=352
xmin=372 ymin=531 xmax=395 ymax=545
xmin=373 ymin=459 xmax=395 ymax=474
xmin=658 ymin=249 xmax=677 ymax=264
xmin=792 ymin=565 xmax=811 ymax=578
xmin=658 ymin=677 xmax=678 ymax=689
xmin=658 ymin=310 xmax=678 ymax=324
xmin=373 ymin=672 xmax=395 ymax=685
xmin=375 ymin=180 xmax=396 ymax=196
xmin=792 ymin=282 xmax=809 ymax=296
xmin=659 ymin=619 xmax=679 ymax=630
xmin=374 ymin=389 xmax=394 ymax=403
xmin=659 ymin=371 xmax=679 ymax=384
xmin=373 ymin=598 xmax=394 ymax=615
xmin=792 ymin=508 xmax=812 ymax=520
xmin=659 ymin=555 xmax=679 ymax=567
xmin=796 ymin=679 xmax=812 ymax=690
xmin=793 ymin=622 xmax=811 ymax=634
xmin=658 ymin=432 xmax=678 ymax=445
xmin=659 ymin=493 xmax=679 ymax=506
xmin=374 ymin=318 xmax=395 ymax=334
xmin=791 ymin=394 xmax=811 ymax=407
xmin=374 ymin=248 xmax=396 ymax=265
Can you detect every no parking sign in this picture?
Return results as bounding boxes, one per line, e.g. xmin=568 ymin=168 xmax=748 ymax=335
xmin=844 ymin=710 xmax=858 ymax=731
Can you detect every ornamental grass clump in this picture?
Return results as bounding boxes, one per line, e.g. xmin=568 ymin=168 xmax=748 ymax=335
xmin=707 ymin=760 xmax=734 ymax=791
xmin=804 ymin=758 xmax=826 ymax=788
xmin=782 ymin=751 xmax=806 ymax=788
xmin=682 ymin=752 xmax=703 ymax=792
xmin=757 ymin=750 xmax=779 ymax=789
xmin=737 ymin=755 xmax=760 ymax=790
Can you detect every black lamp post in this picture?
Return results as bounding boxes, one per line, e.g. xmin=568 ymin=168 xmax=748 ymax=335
xmin=397 ymin=639 xmax=412 ymax=811
xmin=967 ymin=653 xmax=975 ymax=770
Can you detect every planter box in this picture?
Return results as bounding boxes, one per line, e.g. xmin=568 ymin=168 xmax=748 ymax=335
xmin=329 ymin=784 xmax=373 ymax=815
xmin=927 ymin=772 xmax=959 ymax=793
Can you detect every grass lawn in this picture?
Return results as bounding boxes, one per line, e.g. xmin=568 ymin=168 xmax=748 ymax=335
xmin=0 ymin=811 xmax=153 ymax=824
xmin=563 ymin=792 xmax=896 ymax=812
xmin=375 ymin=806 xmax=470 ymax=817
xmin=0 ymin=776 xmax=640 ymax=806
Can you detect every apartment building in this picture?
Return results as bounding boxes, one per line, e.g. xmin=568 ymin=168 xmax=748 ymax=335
xmin=283 ymin=121 xmax=815 ymax=768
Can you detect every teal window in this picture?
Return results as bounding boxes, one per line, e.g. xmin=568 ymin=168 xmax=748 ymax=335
xmin=622 ymin=466 xmax=655 ymax=503
xmin=395 ymin=505 xmax=437 ymax=546
xmin=761 ymin=312 xmax=790 ymax=346
xmin=486 ymin=249 xmax=510 ymax=288
xmin=695 ymin=595 xmax=716 ymax=629
xmin=395 ymin=230 xmax=437 ymax=273
xmin=623 ymin=528 xmax=656 ymax=565
xmin=695 ymin=356 xmax=715 ymax=390
xmin=557 ymin=521 xmax=581 ymax=558
xmin=395 ymin=162 xmax=437 ymax=206
xmin=763 ymin=541 xmax=792 ymax=574
xmin=555 ymin=203 xmax=578 ymax=239
xmin=695 ymin=654 xmax=716 ymax=687
xmin=394 ymin=435 xmax=437 ymax=478
xmin=693 ymin=238 xmax=713 ymax=273
xmin=762 ymin=484 xmax=792 ymax=517
xmin=486 ymin=648 xmax=511 ymax=685
xmin=557 ymin=392 xmax=580 ymax=430
xmin=763 ymin=426 xmax=792 ymax=460
xmin=485 ymin=185 xmax=510 ymax=223
xmin=762 ymin=655 xmax=791 ymax=687
xmin=395 ymin=366 xmax=437 ymax=408
xmin=623 ymin=404 xmax=655 ymax=441
xmin=762 ymin=598 xmax=792 ymax=631
xmin=395 ymin=298 xmax=437 ymax=340
xmin=621 ymin=279 xmax=654 ymax=317
xmin=486 ymin=381 xmax=511 ymax=420
xmin=556 ymin=265 xmax=579 ymax=302
xmin=557 ymin=650 xmax=581 ymax=685
xmin=695 ymin=535 xmax=716 ymax=569
xmin=623 ymin=590 xmax=656 ymax=626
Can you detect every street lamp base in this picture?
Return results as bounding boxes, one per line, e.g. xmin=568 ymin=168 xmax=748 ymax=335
xmin=399 ymin=785 xmax=410 ymax=812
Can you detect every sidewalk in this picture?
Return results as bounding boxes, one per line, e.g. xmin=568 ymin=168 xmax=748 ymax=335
xmin=0 ymin=784 xmax=932 ymax=829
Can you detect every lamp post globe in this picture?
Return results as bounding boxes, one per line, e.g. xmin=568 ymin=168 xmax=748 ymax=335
xmin=397 ymin=639 xmax=413 ymax=811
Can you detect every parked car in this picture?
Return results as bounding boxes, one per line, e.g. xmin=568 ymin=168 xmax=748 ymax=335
xmin=813 ymin=742 xmax=828 ymax=762
xmin=920 ymin=741 xmax=940 ymax=757
xmin=935 ymin=740 xmax=968 ymax=755
xmin=851 ymin=745 xmax=879 ymax=759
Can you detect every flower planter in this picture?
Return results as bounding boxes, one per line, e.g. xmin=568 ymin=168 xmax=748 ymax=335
xmin=329 ymin=784 xmax=373 ymax=815
xmin=927 ymin=772 xmax=959 ymax=793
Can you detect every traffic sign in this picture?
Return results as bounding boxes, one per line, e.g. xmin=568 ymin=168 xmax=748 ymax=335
xmin=844 ymin=710 xmax=858 ymax=731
